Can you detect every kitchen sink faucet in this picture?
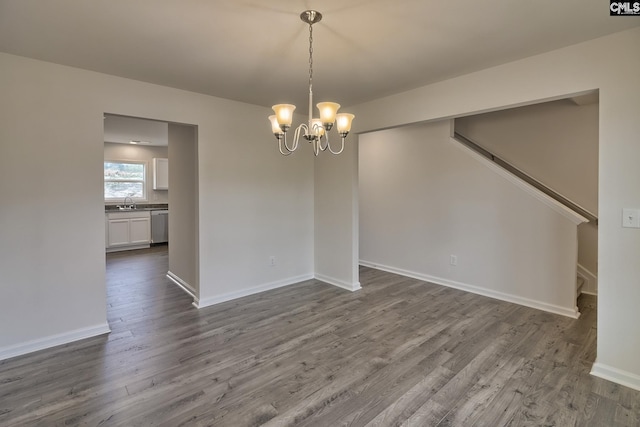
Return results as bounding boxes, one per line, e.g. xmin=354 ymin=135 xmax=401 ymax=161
xmin=123 ymin=196 xmax=136 ymax=210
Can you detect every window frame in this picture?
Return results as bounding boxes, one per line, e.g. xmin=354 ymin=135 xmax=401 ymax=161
xmin=104 ymin=159 xmax=148 ymax=203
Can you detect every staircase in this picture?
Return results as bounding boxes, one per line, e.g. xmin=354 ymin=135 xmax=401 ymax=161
xmin=451 ymin=131 xmax=598 ymax=306
xmin=452 ymin=132 xmax=598 ymax=224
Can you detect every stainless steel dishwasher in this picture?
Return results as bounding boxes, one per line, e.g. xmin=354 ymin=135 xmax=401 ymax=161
xmin=151 ymin=210 xmax=169 ymax=244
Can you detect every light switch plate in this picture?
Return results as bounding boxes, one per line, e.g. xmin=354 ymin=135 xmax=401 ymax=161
xmin=622 ymin=208 xmax=640 ymax=228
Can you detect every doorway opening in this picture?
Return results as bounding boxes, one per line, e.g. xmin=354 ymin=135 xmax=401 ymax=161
xmin=103 ymin=114 xmax=199 ymax=309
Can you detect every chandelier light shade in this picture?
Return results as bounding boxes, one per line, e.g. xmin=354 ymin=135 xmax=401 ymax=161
xmin=269 ymin=10 xmax=355 ymax=156
xmin=336 ymin=113 xmax=355 ymax=135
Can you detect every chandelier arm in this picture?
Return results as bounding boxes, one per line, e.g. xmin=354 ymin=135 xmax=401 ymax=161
xmin=318 ymin=134 xmax=329 ymax=152
xmin=327 ymin=137 xmax=346 ymax=155
xmin=322 ymin=129 xmax=330 ymax=149
xmin=310 ymin=122 xmax=327 ymax=151
xmin=278 ymin=139 xmax=293 ymax=156
xmin=288 ymin=124 xmax=306 ymax=152
xmin=280 ymin=132 xmax=293 ymax=155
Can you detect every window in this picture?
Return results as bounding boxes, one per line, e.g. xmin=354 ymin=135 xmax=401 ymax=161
xmin=104 ymin=161 xmax=146 ymax=201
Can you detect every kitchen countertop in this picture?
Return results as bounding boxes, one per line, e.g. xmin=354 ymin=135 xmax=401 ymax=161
xmin=105 ymin=204 xmax=168 ymax=213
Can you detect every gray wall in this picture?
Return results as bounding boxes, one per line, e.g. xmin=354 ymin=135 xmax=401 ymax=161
xmin=168 ymin=123 xmax=198 ymax=293
xmin=360 ymin=120 xmax=582 ymax=317
xmin=456 ymin=100 xmax=598 ymax=213
xmin=0 ymin=51 xmax=314 ymax=360
xmin=456 ymin=100 xmax=598 ymax=285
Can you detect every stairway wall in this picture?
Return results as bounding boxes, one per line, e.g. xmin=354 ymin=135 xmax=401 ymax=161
xmin=359 ymin=119 xmax=581 ymax=317
xmin=455 ymin=100 xmax=598 ymax=285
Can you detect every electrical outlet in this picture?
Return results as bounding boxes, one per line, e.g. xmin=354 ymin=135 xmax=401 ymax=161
xmin=622 ymin=208 xmax=640 ymax=228
xmin=450 ymin=255 xmax=458 ymax=266
xmin=269 ymin=256 xmax=276 ymax=266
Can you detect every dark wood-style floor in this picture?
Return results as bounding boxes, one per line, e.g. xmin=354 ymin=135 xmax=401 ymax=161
xmin=1 ymin=246 xmax=639 ymax=426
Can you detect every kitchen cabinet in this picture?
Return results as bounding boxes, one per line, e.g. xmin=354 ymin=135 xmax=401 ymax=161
xmin=153 ymin=158 xmax=169 ymax=190
xmin=106 ymin=211 xmax=151 ymax=252
xmin=130 ymin=217 xmax=152 ymax=244
xmin=107 ymin=218 xmax=130 ymax=247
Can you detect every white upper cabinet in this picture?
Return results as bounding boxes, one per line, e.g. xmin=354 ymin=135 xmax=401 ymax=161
xmin=153 ymin=158 xmax=168 ymax=190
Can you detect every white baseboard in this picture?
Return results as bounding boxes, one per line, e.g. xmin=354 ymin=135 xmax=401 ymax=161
xmin=106 ymin=243 xmax=150 ymax=253
xmin=577 ymin=263 xmax=598 ymax=295
xmin=0 ymin=323 xmax=111 ymax=361
xmin=591 ymin=361 xmax=640 ymax=392
xmin=195 ymin=274 xmax=315 ymax=309
xmin=315 ymin=273 xmax=362 ymax=292
xmin=167 ymin=271 xmax=196 ymax=299
xmin=360 ymin=260 xmax=580 ymax=319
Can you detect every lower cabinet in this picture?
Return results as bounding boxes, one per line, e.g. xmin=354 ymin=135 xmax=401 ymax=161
xmin=129 ymin=217 xmax=151 ymax=244
xmin=106 ymin=211 xmax=151 ymax=252
xmin=107 ymin=218 xmax=131 ymax=247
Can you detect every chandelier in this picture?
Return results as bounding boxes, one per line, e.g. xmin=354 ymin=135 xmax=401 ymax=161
xmin=269 ymin=10 xmax=355 ymax=156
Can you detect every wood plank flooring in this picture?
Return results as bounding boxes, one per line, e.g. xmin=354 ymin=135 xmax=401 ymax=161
xmin=1 ymin=246 xmax=639 ymax=426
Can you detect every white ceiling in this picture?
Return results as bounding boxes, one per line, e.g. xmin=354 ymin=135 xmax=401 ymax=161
xmin=0 ymin=1 xmax=637 ymax=110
